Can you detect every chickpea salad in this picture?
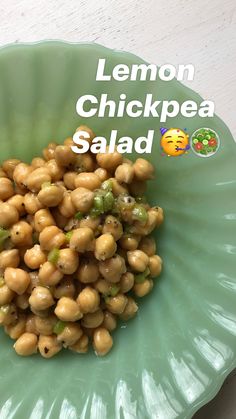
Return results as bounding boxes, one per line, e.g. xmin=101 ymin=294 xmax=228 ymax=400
xmin=0 ymin=126 xmax=163 ymax=358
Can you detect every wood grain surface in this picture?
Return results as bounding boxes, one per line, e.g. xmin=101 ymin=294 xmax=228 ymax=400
xmin=0 ymin=1 xmax=235 ymax=417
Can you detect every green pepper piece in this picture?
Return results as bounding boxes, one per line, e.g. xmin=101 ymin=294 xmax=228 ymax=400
xmin=89 ymin=208 xmax=101 ymax=219
xmin=101 ymin=179 xmax=113 ymax=191
xmin=53 ymin=320 xmax=66 ymax=335
xmin=0 ymin=227 xmax=10 ymax=245
xmin=93 ymin=195 xmax=104 ymax=213
xmin=65 ymin=231 xmax=73 ymax=242
xmin=132 ymin=204 xmax=148 ymax=223
xmin=134 ymin=268 xmax=150 ymax=283
xmin=103 ymin=191 xmax=115 ymax=212
xmin=0 ymin=277 xmax=5 ymax=287
xmin=109 ymin=284 xmax=120 ymax=297
xmin=48 ymin=248 xmax=60 ymax=264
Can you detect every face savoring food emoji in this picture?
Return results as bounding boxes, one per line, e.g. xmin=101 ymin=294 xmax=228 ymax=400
xmin=160 ymin=127 xmax=189 ymax=156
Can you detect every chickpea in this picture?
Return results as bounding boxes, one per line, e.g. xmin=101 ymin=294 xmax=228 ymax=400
xmin=74 ymin=153 xmax=95 ymax=173
xmin=54 ymin=297 xmax=82 ymax=322
xmin=58 ymin=192 xmax=76 ymax=218
xmin=132 ymin=207 xmax=164 ymax=235
xmin=39 ymin=226 xmax=66 ymax=251
xmin=56 ymin=249 xmax=79 ymax=275
xmin=0 ymin=303 xmax=17 ymax=325
xmin=94 ymin=167 xmax=110 ymax=182
xmin=2 ymin=159 xmax=21 ymax=179
xmin=69 ymin=334 xmax=89 ymax=353
xmin=115 ymin=163 xmax=134 ymax=184
xmin=57 ymin=322 xmax=83 ymax=347
xmin=13 ymin=163 xmax=33 ymax=188
xmin=45 ymin=159 xmax=65 ymax=182
xmin=51 ymin=208 xmax=69 ymax=229
xmin=69 ymin=227 xmax=94 ymax=253
xmin=0 ymin=249 xmax=20 ymax=269
xmin=81 ymin=308 xmax=104 ymax=328
xmin=24 ymin=192 xmax=43 ymax=214
xmin=37 ymin=184 xmax=64 ymax=207
xmin=25 ymin=314 xmax=38 ymax=334
xmin=0 ymin=202 xmax=19 ymax=228
xmin=10 ymin=221 xmax=33 ymax=247
xmin=120 ymin=272 xmax=135 ymax=293
xmin=15 ymin=293 xmax=29 ymax=310
xmin=74 ymin=172 xmax=101 ymax=191
xmin=29 ymin=286 xmax=54 ymax=311
xmin=75 ymin=125 xmax=95 ymax=145
xmin=24 ymin=245 xmax=47 ymax=269
xmin=105 ymin=294 xmax=128 ymax=314
xmin=25 ymin=214 xmax=35 ymax=231
xmin=119 ymin=297 xmax=138 ymax=320
xmin=149 ymin=255 xmax=162 ymax=277
xmin=14 ymin=333 xmax=38 ymax=356
xmin=7 ymin=194 xmax=26 ymax=216
xmin=96 ymin=150 xmax=122 ymax=172
xmin=133 ymin=279 xmax=153 ymax=297
xmin=0 ymin=177 xmax=14 ymax=200
xmin=119 ymin=233 xmax=141 ymax=251
xmin=95 ymin=233 xmax=117 ymax=261
xmin=102 ymin=215 xmax=123 ymax=241
xmin=38 ymin=261 xmax=63 ymax=286
xmin=139 ymin=236 xmax=156 ymax=256
xmin=0 ymin=167 xmax=7 ymax=177
xmin=31 ymin=157 xmax=46 ymax=168
xmin=31 ymin=307 xmax=51 ymax=319
xmin=35 ymin=315 xmax=57 ymax=335
xmin=77 ymin=287 xmax=100 ymax=314
xmin=34 ymin=209 xmax=55 ymax=232
xmin=127 ymin=250 xmax=149 ymax=272
xmin=38 ymin=334 xmax=62 ymax=358
xmin=63 ymin=171 xmax=77 ymax=190
xmin=54 ymin=145 xmax=76 ymax=167
xmin=129 ymin=179 xmax=146 ymax=196
xmin=99 ymin=254 xmax=126 ymax=283
xmin=133 ymin=158 xmax=154 ymax=181
xmin=102 ymin=311 xmax=117 ymax=332
xmin=71 ymin=187 xmax=94 ymax=213
xmin=26 ymin=272 xmax=40 ymax=295
xmin=42 ymin=142 xmax=57 ymax=161
xmin=5 ymin=315 xmax=26 ymax=339
xmin=0 ymin=283 xmax=15 ymax=305
xmin=94 ymin=278 xmax=110 ymax=295
xmin=79 ymin=215 xmax=101 ymax=232
xmin=77 ymin=257 xmax=99 ymax=283
xmin=53 ymin=277 xmax=76 ymax=299
xmin=25 ymin=167 xmax=51 ymax=193
xmin=93 ymin=327 xmax=113 ymax=356
xmin=5 ymin=267 xmax=30 ymax=295
xmin=110 ymin=178 xmax=128 ymax=196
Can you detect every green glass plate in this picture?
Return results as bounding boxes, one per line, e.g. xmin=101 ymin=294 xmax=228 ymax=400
xmin=0 ymin=42 xmax=235 ymax=419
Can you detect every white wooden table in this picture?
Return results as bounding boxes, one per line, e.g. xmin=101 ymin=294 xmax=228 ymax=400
xmin=0 ymin=1 xmax=236 ymax=417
